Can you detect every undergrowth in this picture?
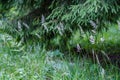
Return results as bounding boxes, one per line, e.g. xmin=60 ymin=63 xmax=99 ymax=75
xmin=0 ymin=32 xmax=120 ymax=80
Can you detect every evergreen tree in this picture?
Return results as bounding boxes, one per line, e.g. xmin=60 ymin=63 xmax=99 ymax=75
xmin=0 ymin=0 xmax=120 ymax=51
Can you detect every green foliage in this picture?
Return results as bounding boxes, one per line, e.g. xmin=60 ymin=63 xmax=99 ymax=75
xmin=1 ymin=0 xmax=120 ymax=33
xmin=65 ymin=23 xmax=120 ymax=54
xmin=0 ymin=0 xmax=120 ymax=54
xmin=0 ymin=37 xmax=120 ymax=79
xmin=1 ymin=1 xmax=120 ymax=79
xmin=47 ymin=0 xmax=120 ymax=29
xmin=0 ymin=33 xmax=24 ymax=53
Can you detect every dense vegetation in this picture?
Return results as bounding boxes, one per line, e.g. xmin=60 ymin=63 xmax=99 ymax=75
xmin=0 ymin=34 xmax=120 ymax=80
xmin=0 ymin=0 xmax=120 ymax=51
xmin=0 ymin=0 xmax=120 ymax=79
